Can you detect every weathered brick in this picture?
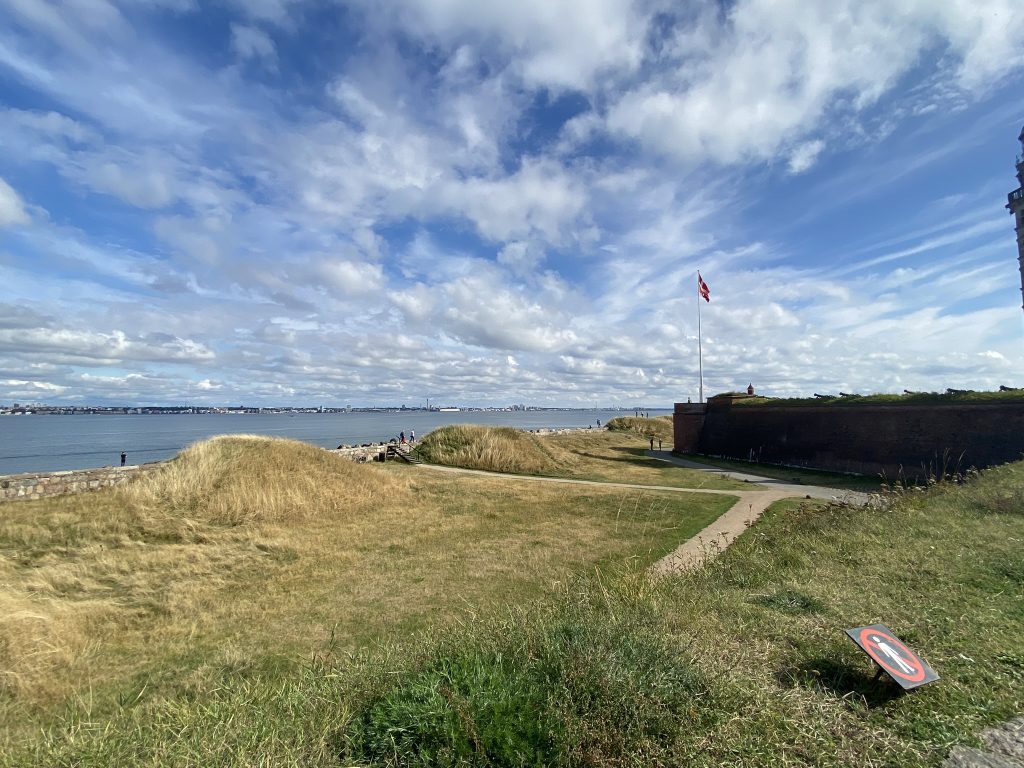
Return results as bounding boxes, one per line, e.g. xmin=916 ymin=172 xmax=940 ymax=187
xmin=677 ymin=401 xmax=1024 ymax=481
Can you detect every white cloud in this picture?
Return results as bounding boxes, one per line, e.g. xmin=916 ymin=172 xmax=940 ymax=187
xmin=497 ymin=241 xmax=544 ymax=275
xmin=788 ymin=140 xmax=825 ymax=174
xmin=432 ymin=158 xmax=587 ymax=243
xmin=376 ymin=0 xmax=647 ymax=90
xmin=85 ymin=160 xmax=175 ymax=208
xmin=0 ymin=328 xmax=215 ymax=366
xmin=230 ymin=23 xmax=278 ymax=67
xmin=603 ymin=0 xmax=1024 ymax=165
xmin=317 ymin=259 xmax=384 ymax=297
xmin=0 ymin=177 xmax=31 ymax=227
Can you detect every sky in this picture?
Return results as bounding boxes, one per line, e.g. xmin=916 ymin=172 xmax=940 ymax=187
xmin=1 ymin=0 xmax=1024 ymax=408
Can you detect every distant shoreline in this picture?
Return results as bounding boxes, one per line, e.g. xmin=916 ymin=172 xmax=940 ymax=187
xmin=0 ymin=406 xmax=661 ymax=416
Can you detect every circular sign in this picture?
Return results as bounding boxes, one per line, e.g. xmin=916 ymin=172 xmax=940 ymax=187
xmin=857 ymin=627 xmax=927 ymax=683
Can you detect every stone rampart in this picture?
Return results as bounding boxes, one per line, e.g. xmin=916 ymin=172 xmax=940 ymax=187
xmin=674 ymin=400 xmax=1024 ymax=480
xmin=0 ymin=464 xmax=162 ymax=503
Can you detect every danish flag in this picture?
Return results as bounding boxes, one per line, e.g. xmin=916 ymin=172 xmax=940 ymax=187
xmin=697 ymin=272 xmax=710 ymax=302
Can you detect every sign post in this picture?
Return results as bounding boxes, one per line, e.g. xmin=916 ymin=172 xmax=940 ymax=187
xmin=845 ymin=624 xmax=939 ymax=690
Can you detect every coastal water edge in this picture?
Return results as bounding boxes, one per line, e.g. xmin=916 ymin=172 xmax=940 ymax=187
xmin=0 ymin=409 xmax=670 ymax=476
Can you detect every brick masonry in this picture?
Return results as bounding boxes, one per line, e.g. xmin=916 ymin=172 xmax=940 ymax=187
xmin=674 ymin=399 xmax=1024 ymax=480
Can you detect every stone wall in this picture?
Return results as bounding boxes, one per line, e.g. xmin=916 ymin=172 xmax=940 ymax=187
xmin=0 ymin=464 xmax=162 ymax=502
xmin=674 ymin=400 xmax=1024 ymax=480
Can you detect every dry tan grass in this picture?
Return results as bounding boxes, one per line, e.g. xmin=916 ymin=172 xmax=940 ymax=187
xmin=126 ymin=433 xmax=410 ymax=525
xmin=605 ymin=415 xmax=674 ymax=440
xmin=0 ymin=434 xmax=734 ymax=745
xmin=415 ymin=425 xmax=558 ymax=475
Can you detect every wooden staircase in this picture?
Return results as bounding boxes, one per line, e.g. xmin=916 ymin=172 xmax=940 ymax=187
xmin=385 ymin=444 xmax=422 ymax=464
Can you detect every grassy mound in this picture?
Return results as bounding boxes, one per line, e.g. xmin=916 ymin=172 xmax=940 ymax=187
xmin=126 ymin=434 xmax=408 ymax=525
xmin=0 ymin=436 xmax=409 ymax=718
xmin=605 ymin=415 xmax=674 ymax=441
xmin=414 ymin=425 xmax=559 ymax=475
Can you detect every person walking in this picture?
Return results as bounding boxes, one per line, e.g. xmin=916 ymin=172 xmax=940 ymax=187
xmin=400 ymin=431 xmax=406 ymax=444
xmin=649 ymin=437 xmax=654 ymax=451
xmin=410 ymin=429 xmax=415 ymax=443
xmin=658 ymin=439 xmax=662 ymax=450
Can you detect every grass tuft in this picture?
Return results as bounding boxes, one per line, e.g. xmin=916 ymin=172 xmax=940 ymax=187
xmin=343 ymin=573 xmax=713 ymax=767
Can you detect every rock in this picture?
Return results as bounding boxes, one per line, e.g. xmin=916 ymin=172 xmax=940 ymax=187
xmin=944 ymin=718 xmax=1024 ymax=767
xmin=943 ymin=747 xmax=1022 ymax=768
xmin=983 ymin=718 xmax=1024 ymax=761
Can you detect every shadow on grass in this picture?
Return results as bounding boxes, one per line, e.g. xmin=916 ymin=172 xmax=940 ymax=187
xmin=777 ymin=657 xmax=906 ymax=708
xmin=570 ymin=447 xmax=659 ymax=470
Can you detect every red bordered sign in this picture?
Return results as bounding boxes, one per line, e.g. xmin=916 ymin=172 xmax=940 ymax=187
xmin=845 ymin=624 xmax=938 ymax=690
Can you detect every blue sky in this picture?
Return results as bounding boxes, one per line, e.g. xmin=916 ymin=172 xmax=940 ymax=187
xmin=1 ymin=0 xmax=1023 ymax=407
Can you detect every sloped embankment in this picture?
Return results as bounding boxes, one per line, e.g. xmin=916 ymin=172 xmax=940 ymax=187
xmin=605 ymin=415 xmax=674 ymax=441
xmin=125 ymin=433 xmax=410 ymax=525
xmin=414 ymin=424 xmax=560 ymax=475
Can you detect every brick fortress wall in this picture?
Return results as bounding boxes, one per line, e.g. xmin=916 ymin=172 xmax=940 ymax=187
xmin=674 ymin=399 xmax=1024 ymax=480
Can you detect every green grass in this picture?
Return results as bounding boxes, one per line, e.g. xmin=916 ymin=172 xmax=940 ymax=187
xmin=11 ymin=459 xmax=1022 ymax=766
xmin=727 ymin=388 xmax=1024 ymax=407
xmin=674 ymin=452 xmax=885 ymax=492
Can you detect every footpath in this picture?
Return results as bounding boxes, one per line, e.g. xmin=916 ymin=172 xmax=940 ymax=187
xmin=420 ymin=453 xmax=871 ymax=576
xmin=646 ymin=451 xmax=869 ymax=576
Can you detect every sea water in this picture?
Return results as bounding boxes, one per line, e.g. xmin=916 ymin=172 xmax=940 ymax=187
xmin=0 ymin=409 xmax=669 ymax=475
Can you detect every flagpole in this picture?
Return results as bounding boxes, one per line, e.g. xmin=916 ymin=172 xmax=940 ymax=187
xmin=697 ymin=271 xmax=704 ymax=404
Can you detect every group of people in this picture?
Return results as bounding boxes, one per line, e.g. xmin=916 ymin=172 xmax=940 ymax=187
xmin=398 ymin=430 xmax=415 ymax=445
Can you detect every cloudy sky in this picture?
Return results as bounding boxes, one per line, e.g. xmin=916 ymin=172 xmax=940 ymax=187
xmin=1 ymin=0 xmax=1023 ymax=407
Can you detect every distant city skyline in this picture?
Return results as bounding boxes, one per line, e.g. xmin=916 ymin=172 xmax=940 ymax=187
xmin=1 ymin=1 xmax=1024 ymax=407
xmin=1 ymin=401 xmax=665 ymax=413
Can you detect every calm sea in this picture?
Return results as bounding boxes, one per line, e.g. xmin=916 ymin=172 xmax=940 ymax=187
xmin=0 ymin=409 xmax=670 ymax=476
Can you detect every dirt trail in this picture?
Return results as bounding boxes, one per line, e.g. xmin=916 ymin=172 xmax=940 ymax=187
xmin=418 ymin=461 xmax=870 ymax=576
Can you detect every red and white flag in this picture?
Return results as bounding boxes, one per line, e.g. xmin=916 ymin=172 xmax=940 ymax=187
xmin=697 ymin=272 xmax=710 ymax=302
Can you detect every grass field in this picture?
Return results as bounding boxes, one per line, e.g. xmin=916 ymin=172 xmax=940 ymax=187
xmin=0 ymin=433 xmax=736 ymax=755
xmin=416 ymin=423 xmax=746 ymax=490
xmin=5 ymin=431 xmax=1021 ymax=767
xmin=674 ymin=452 xmax=886 ymax=492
